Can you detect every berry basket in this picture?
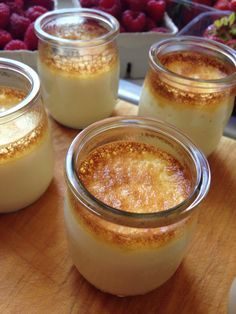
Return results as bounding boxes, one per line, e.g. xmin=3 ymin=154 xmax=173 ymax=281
xmin=179 ymin=10 xmax=236 ymax=116
xmin=166 ymin=0 xmax=219 ymax=30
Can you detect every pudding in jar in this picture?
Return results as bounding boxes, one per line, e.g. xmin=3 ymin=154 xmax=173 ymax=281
xmin=64 ymin=116 xmax=210 ymax=296
xmin=139 ymin=37 xmax=236 ymax=156
xmin=35 ymin=9 xmax=120 ymax=129
xmin=0 ymin=59 xmax=54 ymax=213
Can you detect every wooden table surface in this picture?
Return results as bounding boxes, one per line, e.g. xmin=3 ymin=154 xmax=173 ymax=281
xmin=0 ymin=101 xmax=235 ymax=314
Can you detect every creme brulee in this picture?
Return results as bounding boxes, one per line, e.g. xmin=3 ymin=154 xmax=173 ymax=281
xmin=64 ymin=116 xmax=210 ymax=296
xmin=139 ymin=38 xmax=236 ymax=156
xmin=35 ymin=9 xmax=120 ymax=129
xmin=0 ymin=86 xmax=53 ymax=213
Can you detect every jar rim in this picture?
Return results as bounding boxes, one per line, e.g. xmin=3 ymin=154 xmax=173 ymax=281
xmin=34 ymin=8 xmax=120 ymax=48
xmin=0 ymin=58 xmax=40 ymax=121
xmin=149 ymin=36 xmax=236 ymax=89
xmin=65 ymin=116 xmax=211 ymax=228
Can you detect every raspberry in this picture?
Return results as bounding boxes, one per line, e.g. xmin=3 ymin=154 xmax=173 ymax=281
xmin=80 ymin=0 xmax=99 ymax=7
xmin=145 ymin=17 xmax=156 ymax=31
xmin=214 ymin=0 xmax=230 ymax=10
xmin=121 ymin=10 xmax=146 ymax=32
xmin=98 ymin=0 xmax=121 ymax=18
xmin=146 ymin=0 xmax=165 ymax=24
xmin=126 ymin=0 xmax=147 ymax=11
xmin=229 ymin=0 xmax=236 ymax=12
xmin=0 ymin=3 xmax=10 ymax=29
xmin=227 ymin=39 xmax=236 ymax=49
xmin=151 ymin=27 xmax=169 ymax=33
xmin=0 ymin=30 xmax=12 ymax=49
xmin=26 ymin=5 xmax=48 ymax=22
xmin=24 ymin=22 xmax=38 ymax=50
xmin=10 ymin=13 xmax=31 ymax=39
xmin=25 ymin=0 xmax=54 ymax=10
xmin=4 ymin=39 xmax=27 ymax=50
xmin=5 ymin=0 xmax=24 ymax=14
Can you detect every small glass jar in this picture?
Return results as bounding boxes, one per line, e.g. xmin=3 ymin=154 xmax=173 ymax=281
xmin=35 ymin=8 xmax=120 ymax=129
xmin=64 ymin=116 xmax=210 ymax=296
xmin=0 ymin=58 xmax=54 ymax=213
xmin=138 ymin=36 xmax=236 ymax=156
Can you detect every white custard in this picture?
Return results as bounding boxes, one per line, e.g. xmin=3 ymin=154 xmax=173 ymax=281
xmin=38 ymin=59 xmax=119 ymax=129
xmin=37 ymin=20 xmax=119 ymax=129
xmin=64 ymin=198 xmax=196 ymax=296
xmin=139 ymin=51 xmax=235 ymax=156
xmin=0 ymin=87 xmax=54 ymax=213
xmin=64 ymin=141 xmax=197 ymax=296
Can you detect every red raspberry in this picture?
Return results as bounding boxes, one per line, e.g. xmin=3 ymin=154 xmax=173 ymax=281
xmin=126 ymin=0 xmax=147 ymax=11
xmin=229 ymin=0 xmax=236 ymax=12
xmin=146 ymin=0 xmax=166 ymax=24
xmin=193 ymin=0 xmax=213 ymax=5
xmin=24 ymin=22 xmax=38 ymax=50
xmin=227 ymin=39 xmax=236 ymax=49
xmin=26 ymin=5 xmax=48 ymax=22
xmin=0 ymin=29 xmax=12 ymax=49
xmin=119 ymin=25 xmax=126 ymax=32
xmin=145 ymin=17 xmax=156 ymax=31
xmin=204 ymin=35 xmax=225 ymax=44
xmin=98 ymin=0 xmax=121 ymax=18
xmin=0 ymin=3 xmax=10 ymax=29
xmin=121 ymin=10 xmax=146 ymax=32
xmin=80 ymin=0 xmax=99 ymax=7
xmin=214 ymin=0 xmax=230 ymax=10
xmin=151 ymin=27 xmax=169 ymax=33
xmin=4 ymin=39 xmax=27 ymax=50
xmin=24 ymin=0 xmax=54 ymax=10
xmin=10 ymin=13 xmax=31 ymax=39
xmin=5 ymin=0 xmax=24 ymax=14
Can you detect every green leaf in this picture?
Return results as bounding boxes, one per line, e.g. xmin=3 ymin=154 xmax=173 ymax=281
xmin=230 ymin=27 xmax=236 ymax=36
xmin=214 ymin=19 xmax=223 ymax=29
xmin=229 ymin=13 xmax=236 ymax=26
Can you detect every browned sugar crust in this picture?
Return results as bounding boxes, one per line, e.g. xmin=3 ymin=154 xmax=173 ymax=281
xmin=0 ymin=87 xmax=48 ymax=163
xmin=68 ymin=189 xmax=197 ymax=249
xmin=68 ymin=141 xmax=195 ymax=249
xmin=0 ymin=86 xmax=26 ymax=109
xmin=45 ymin=20 xmax=108 ymax=41
xmin=78 ymin=141 xmax=192 ymax=213
xmin=160 ymin=51 xmax=233 ymax=79
xmin=147 ymin=51 xmax=235 ymax=109
xmin=39 ymin=22 xmax=118 ymax=75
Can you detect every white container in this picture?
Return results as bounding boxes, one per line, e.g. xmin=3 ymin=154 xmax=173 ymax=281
xmin=64 ymin=116 xmax=210 ymax=296
xmin=118 ymin=13 xmax=178 ymax=78
xmin=0 ymin=58 xmax=54 ymax=213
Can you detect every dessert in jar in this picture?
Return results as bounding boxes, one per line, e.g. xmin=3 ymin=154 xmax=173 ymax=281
xmin=138 ymin=36 xmax=236 ymax=156
xmin=35 ymin=8 xmax=120 ymax=129
xmin=0 ymin=58 xmax=54 ymax=213
xmin=64 ymin=116 xmax=210 ymax=296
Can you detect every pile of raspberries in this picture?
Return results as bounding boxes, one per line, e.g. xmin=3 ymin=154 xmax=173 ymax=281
xmin=0 ymin=0 xmax=54 ymax=51
xmin=80 ymin=0 xmax=168 ymax=33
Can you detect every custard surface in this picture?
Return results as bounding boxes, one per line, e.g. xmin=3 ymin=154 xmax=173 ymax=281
xmin=78 ymin=141 xmax=192 ymax=213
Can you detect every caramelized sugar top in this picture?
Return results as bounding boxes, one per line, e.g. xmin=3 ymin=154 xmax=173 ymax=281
xmin=45 ymin=19 xmax=108 ymax=41
xmin=0 ymin=86 xmax=48 ymax=163
xmin=147 ymin=51 xmax=234 ymax=108
xmin=160 ymin=51 xmax=232 ymax=80
xmin=0 ymin=86 xmax=26 ymax=113
xmin=40 ymin=20 xmax=118 ymax=76
xmin=78 ymin=141 xmax=192 ymax=213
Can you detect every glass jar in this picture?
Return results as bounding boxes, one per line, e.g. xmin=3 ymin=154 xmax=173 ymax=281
xmin=0 ymin=58 xmax=54 ymax=213
xmin=138 ymin=36 xmax=236 ymax=156
xmin=64 ymin=116 xmax=210 ymax=296
xmin=35 ymin=8 xmax=120 ymax=129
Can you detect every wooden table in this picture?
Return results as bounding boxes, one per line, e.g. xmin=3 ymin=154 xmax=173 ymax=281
xmin=0 ymin=101 xmax=235 ymax=314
